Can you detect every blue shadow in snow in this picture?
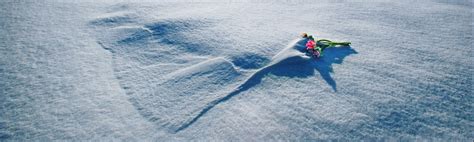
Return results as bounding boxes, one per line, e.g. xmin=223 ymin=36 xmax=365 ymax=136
xmin=174 ymin=54 xmax=315 ymax=133
xmin=294 ymin=38 xmax=358 ymax=91
xmin=174 ymin=39 xmax=357 ymax=133
xmin=311 ymin=46 xmax=358 ymax=91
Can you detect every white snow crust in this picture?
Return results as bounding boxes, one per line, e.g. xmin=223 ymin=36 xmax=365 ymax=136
xmin=0 ymin=0 xmax=472 ymax=141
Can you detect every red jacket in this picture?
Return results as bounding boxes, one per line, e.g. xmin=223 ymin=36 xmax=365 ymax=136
xmin=306 ymin=40 xmax=315 ymax=50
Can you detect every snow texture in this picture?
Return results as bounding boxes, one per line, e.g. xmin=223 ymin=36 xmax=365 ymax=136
xmin=0 ymin=0 xmax=472 ymax=141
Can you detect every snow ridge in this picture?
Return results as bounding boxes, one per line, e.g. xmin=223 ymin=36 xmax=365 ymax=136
xmin=175 ymin=38 xmax=311 ymax=132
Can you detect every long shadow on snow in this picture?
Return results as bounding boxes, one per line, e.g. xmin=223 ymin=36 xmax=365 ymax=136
xmin=311 ymin=46 xmax=358 ymax=91
xmin=174 ymin=38 xmax=357 ymax=132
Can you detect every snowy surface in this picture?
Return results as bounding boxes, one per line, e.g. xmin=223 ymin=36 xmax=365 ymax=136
xmin=0 ymin=0 xmax=472 ymax=141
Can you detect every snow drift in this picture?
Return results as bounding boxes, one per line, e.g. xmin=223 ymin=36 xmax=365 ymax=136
xmin=1 ymin=0 xmax=472 ymax=141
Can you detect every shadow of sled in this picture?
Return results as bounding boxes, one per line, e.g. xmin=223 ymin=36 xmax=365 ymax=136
xmin=311 ymin=46 xmax=358 ymax=91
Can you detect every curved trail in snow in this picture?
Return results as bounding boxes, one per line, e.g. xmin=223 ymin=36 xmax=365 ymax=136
xmin=175 ymin=38 xmax=311 ymax=132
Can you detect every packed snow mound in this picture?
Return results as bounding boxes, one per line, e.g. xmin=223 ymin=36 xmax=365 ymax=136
xmin=102 ymin=33 xmax=314 ymax=134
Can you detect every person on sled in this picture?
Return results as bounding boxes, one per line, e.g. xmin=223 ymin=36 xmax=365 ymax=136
xmin=302 ymin=33 xmax=351 ymax=58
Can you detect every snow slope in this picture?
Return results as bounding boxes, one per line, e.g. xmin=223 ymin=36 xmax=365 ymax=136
xmin=1 ymin=0 xmax=472 ymax=141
